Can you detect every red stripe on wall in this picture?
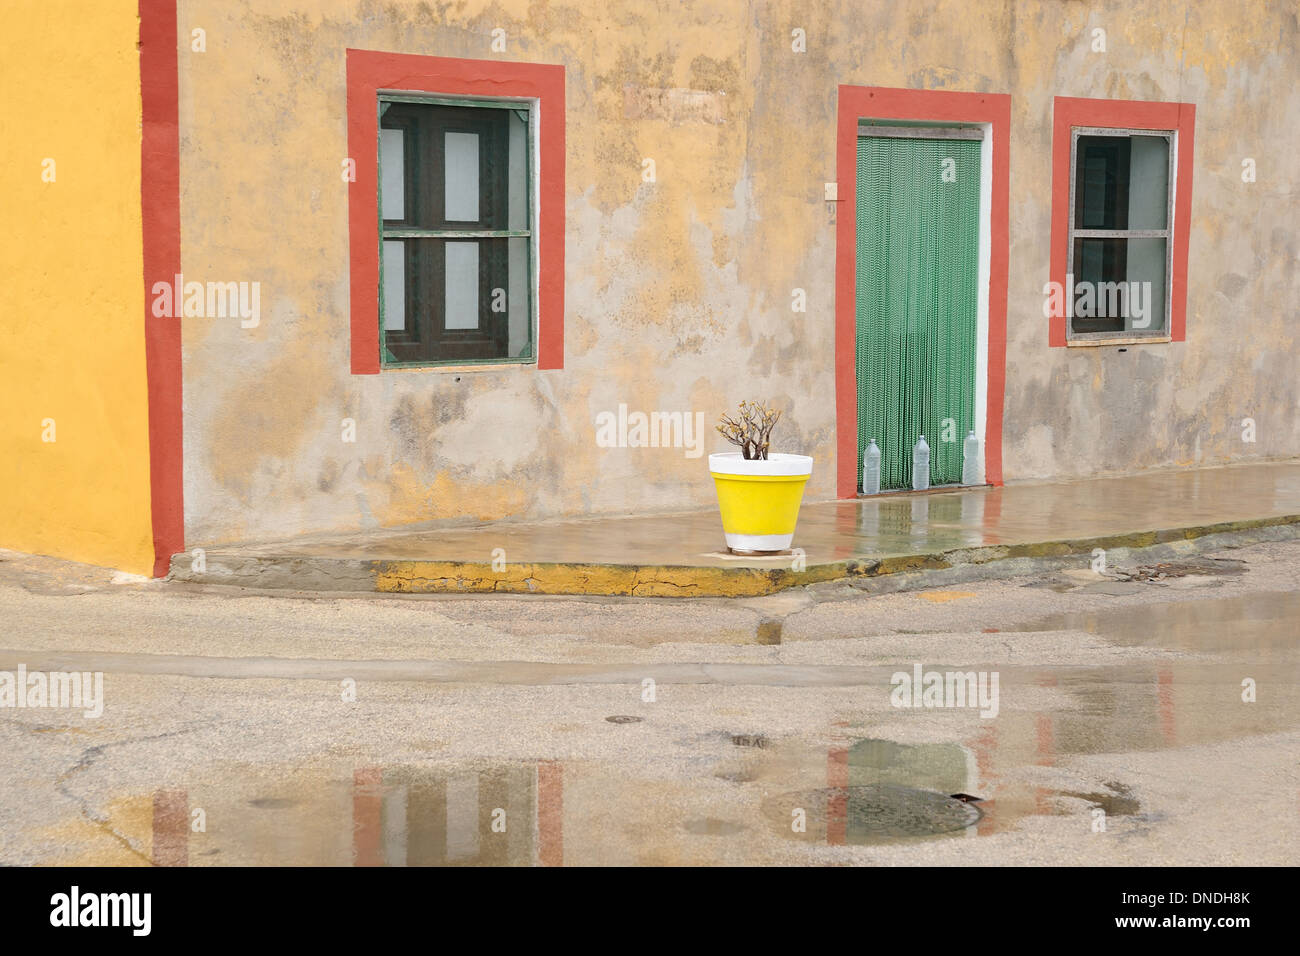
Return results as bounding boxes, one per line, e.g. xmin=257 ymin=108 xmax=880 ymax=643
xmin=835 ymin=86 xmax=1011 ymax=498
xmin=140 ymin=0 xmax=184 ymax=576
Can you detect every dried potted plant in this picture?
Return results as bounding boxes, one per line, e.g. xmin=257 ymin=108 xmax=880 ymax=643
xmin=709 ymin=400 xmax=814 ymax=553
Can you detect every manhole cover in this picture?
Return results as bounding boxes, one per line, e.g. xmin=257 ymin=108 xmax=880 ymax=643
xmin=765 ymin=784 xmax=982 ymax=841
xmin=605 ymin=715 xmax=643 ymax=724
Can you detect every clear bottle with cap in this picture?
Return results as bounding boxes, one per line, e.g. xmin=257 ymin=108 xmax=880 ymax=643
xmin=912 ymin=435 xmax=930 ymax=491
xmin=861 ymin=439 xmax=881 ymax=495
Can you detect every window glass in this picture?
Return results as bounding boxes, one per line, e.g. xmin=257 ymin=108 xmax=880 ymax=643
xmin=443 ymin=132 xmax=480 ymax=222
xmin=378 ymin=100 xmax=532 ymax=365
xmin=1070 ymin=131 xmax=1172 ymax=337
xmin=1127 ymin=135 xmax=1169 ymax=231
xmin=382 ymin=240 xmax=405 ymax=331
xmin=443 ymin=241 xmax=480 ymax=329
xmin=380 ymin=128 xmax=405 ymax=220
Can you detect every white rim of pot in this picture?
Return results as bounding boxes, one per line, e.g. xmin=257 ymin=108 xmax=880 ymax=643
xmin=708 ymin=452 xmax=814 ymax=477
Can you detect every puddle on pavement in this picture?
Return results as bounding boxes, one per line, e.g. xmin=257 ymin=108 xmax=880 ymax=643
xmin=38 ymin=731 xmax=1173 ymax=864
xmin=48 ymin=742 xmax=997 ymax=864
xmin=743 ymin=735 xmax=1158 ymax=844
xmin=1009 ymin=589 xmax=1300 ymax=654
xmin=44 ymin=704 xmax=1277 ymax=864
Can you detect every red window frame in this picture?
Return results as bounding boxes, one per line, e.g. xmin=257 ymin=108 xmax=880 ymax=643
xmin=346 ymin=50 xmax=565 ymax=373
xmin=1049 ymin=96 xmax=1195 ymax=346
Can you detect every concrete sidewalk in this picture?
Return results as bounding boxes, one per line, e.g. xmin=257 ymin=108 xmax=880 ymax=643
xmin=170 ymin=461 xmax=1300 ymax=598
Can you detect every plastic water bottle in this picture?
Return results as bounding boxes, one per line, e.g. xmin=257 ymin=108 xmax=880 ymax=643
xmin=962 ymin=430 xmax=982 ymax=486
xmin=912 ymin=435 xmax=930 ymax=491
xmin=861 ymin=439 xmax=881 ymax=495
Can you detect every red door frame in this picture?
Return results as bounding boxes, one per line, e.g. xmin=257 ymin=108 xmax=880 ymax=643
xmin=834 ymin=86 xmax=1010 ymax=498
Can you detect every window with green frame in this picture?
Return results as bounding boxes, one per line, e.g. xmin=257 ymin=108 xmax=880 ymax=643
xmin=378 ymin=95 xmax=534 ymax=366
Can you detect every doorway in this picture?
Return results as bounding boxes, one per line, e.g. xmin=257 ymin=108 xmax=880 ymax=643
xmin=854 ymin=126 xmax=984 ymax=490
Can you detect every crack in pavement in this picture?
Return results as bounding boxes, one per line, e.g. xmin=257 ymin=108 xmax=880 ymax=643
xmin=50 ymin=723 xmax=212 ymax=866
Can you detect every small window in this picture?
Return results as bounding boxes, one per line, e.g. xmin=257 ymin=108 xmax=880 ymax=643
xmin=378 ymin=97 xmax=533 ymax=366
xmin=1067 ymin=127 xmax=1174 ymax=339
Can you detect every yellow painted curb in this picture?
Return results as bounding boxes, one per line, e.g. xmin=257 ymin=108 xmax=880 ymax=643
xmin=374 ymin=559 xmax=850 ymax=598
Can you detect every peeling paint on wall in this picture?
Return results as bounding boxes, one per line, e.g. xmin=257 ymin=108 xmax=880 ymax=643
xmin=176 ymin=0 xmax=1300 ymax=547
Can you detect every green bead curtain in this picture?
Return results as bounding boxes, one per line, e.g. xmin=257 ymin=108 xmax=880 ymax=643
xmin=855 ymin=135 xmax=980 ymax=489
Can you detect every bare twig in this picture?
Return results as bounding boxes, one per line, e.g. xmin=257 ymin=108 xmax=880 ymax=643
xmin=716 ymin=400 xmax=781 ymax=460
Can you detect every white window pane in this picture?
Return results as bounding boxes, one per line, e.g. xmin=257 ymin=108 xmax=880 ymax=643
xmin=444 ymin=132 xmax=480 ymax=222
xmin=508 ymin=110 xmax=528 ymax=231
xmin=380 ymin=128 xmax=405 ymax=220
xmin=382 ymin=240 xmax=405 ymax=331
xmin=445 ymin=241 xmax=479 ymax=329
xmin=1126 ymin=236 xmax=1167 ymax=333
xmin=507 ymin=236 xmax=528 ymax=357
xmin=1128 ymin=135 xmax=1170 ymax=231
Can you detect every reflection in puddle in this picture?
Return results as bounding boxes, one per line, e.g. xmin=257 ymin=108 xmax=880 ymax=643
xmin=352 ymin=764 xmax=553 ymax=866
xmin=116 ymin=734 xmax=1162 ymax=864
xmin=764 ymin=784 xmax=981 ymax=843
xmin=136 ymin=742 xmax=989 ymax=863
xmin=81 ymin=732 xmax=1164 ymax=865
xmin=141 ymin=763 xmax=558 ymax=867
xmin=1011 ymin=590 xmax=1300 ymax=653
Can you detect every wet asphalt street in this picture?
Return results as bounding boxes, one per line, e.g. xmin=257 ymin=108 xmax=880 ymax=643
xmin=0 ymin=538 xmax=1296 ymax=866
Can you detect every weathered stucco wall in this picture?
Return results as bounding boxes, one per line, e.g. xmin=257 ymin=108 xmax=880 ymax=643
xmin=176 ymin=0 xmax=1300 ymax=547
xmin=0 ymin=0 xmax=155 ymax=573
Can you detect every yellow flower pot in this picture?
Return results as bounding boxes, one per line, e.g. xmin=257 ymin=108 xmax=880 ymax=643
xmin=709 ymin=452 xmax=814 ymax=553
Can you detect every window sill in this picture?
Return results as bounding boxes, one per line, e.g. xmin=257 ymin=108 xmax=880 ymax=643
xmin=1065 ymin=335 xmax=1172 ymax=347
xmin=380 ymin=360 xmax=538 ymax=373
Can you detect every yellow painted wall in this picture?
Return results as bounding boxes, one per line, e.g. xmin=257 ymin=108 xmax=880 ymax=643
xmin=0 ymin=1 xmax=154 ymax=573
